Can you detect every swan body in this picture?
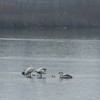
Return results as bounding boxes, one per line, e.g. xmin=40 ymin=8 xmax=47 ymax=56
xmin=22 ymin=67 xmax=35 ymax=78
xmin=35 ymin=67 xmax=46 ymax=78
xmin=59 ymin=72 xmax=72 ymax=79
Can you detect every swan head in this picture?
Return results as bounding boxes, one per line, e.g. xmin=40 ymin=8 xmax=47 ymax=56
xmin=59 ymin=72 xmax=63 ymax=75
xmin=21 ymin=71 xmax=25 ymax=75
xmin=42 ymin=68 xmax=46 ymax=71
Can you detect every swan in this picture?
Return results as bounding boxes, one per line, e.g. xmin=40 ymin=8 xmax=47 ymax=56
xmin=59 ymin=72 xmax=72 ymax=79
xmin=21 ymin=67 xmax=35 ymax=78
xmin=35 ymin=67 xmax=46 ymax=78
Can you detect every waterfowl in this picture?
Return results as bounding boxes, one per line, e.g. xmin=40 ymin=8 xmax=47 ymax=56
xmin=35 ymin=67 xmax=46 ymax=78
xmin=59 ymin=72 xmax=72 ymax=79
xmin=21 ymin=67 xmax=35 ymax=78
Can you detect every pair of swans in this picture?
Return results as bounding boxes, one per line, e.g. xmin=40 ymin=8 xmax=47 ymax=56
xmin=21 ymin=67 xmax=46 ymax=78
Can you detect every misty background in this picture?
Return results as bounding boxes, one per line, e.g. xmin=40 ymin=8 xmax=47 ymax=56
xmin=0 ymin=0 xmax=100 ymax=29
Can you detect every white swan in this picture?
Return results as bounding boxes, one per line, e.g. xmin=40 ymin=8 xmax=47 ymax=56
xmin=35 ymin=67 xmax=46 ymax=78
xmin=21 ymin=67 xmax=35 ymax=78
xmin=59 ymin=72 xmax=72 ymax=79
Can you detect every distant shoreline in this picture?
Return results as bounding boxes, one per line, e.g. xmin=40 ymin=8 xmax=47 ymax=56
xmin=0 ymin=1 xmax=100 ymax=30
xmin=0 ymin=25 xmax=100 ymax=30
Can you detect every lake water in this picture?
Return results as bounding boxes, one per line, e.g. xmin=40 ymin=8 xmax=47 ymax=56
xmin=0 ymin=29 xmax=100 ymax=100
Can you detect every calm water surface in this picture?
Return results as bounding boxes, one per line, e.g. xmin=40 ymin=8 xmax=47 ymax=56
xmin=0 ymin=29 xmax=100 ymax=100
